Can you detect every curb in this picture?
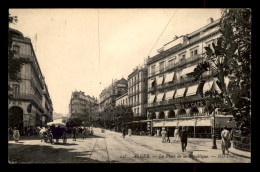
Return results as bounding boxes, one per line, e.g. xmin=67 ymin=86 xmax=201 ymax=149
xmin=229 ymin=148 xmax=251 ymax=159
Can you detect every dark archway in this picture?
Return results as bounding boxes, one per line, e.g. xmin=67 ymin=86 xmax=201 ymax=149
xmin=151 ymin=112 xmax=156 ymax=119
xmin=168 ymin=110 xmax=175 ymax=118
xmin=8 ymin=106 xmax=23 ymax=131
xmin=190 ymin=107 xmax=199 ymax=116
xmin=159 ymin=111 xmax=165 ymax=119
xmin=178 ymin=109 xmax=186 ymax=116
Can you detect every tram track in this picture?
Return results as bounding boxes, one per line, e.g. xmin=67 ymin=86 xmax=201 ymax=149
xmin=88 ymin=137 xmax=111 ymax=163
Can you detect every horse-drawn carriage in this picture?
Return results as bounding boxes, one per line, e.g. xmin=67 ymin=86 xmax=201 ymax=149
xmin=46 ymin=121 xmax=67 ymax=144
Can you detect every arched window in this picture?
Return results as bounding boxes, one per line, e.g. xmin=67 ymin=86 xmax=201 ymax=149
xmin=159 ymin=111 xmax=165 ymax=119
xmin=190 ymin=107 xmax=199 ymax=116
xmin=151 ymin=112 xmax=156 ymax=119
xmin=178 ymin=109 xmax=186 ymax=116
xmin=168 ymin=110 xmax=175 ymax=118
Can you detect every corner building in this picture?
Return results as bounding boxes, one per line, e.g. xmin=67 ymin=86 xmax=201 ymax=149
xmin=146 ymin=18 xmax=235 ymax=138
xmin=69 ymin=91 xmax=98 ymax=119
xmin=8 ymin=29 xmax=53 ymax=134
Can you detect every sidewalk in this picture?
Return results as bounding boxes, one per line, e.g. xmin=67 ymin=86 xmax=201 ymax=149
xmin=229 ymin=142 xmax=251 ymax=159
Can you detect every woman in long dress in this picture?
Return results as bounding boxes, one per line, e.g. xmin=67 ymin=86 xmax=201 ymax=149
xmin=12 ymin=127 xmax=20 ymax=142
xmin=221 ymin=126 xmax=231 ymax=154
xmin=128 ymin=128 xmax=132 ymax=136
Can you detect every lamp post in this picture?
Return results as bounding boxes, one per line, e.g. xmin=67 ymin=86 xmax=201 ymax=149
xmin=211 ymin=103 xmax=217 ymax=149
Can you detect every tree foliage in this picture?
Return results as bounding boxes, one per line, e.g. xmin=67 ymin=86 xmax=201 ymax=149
xmin=97 ymin=105 xmax=133 ymax=130
xmin=66 ymin=118 xmax=83 ymax=128
xmin=8 ymin=13 xmax=29 ymax=100
xmin=192 ymin=9 xmax=251 ymax=132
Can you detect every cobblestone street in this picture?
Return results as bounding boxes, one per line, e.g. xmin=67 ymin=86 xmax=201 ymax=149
xmin=8 ymin=128 xmax=250 ymax=163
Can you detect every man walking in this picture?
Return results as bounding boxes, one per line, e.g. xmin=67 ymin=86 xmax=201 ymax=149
xmin=221 ymin=126 xmax=231 ymax=154
xmin=166 ymin=128 xmax=170 ymax=143
xmin=122 ymin=127 xmax=126 ymax=138
xmin=179 ymin=126 xmax=188 ymax=152
xmin=174 ymin=127 xmax=180 ymax=142
xmin=72 ymin=127 xmax=77 ymax=141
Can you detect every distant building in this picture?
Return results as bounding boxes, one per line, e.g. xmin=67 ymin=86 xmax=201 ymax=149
xmin=128 ymin=65 xmax=148 ymax=120
xmin=99 ymin=78 xmax=128 ymax=111
xmin=8 ymin=28 xmax=53 ymax=134
xmin=115 ymin=92 xmax=128 ymax=106
xmin=69 ymin=91 xmax=98 ymax=119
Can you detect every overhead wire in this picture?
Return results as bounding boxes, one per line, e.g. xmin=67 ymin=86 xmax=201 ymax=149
xmin=148 ymin=10 xmax=178 ymax=57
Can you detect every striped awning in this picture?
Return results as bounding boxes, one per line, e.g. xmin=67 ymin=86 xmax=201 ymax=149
xmin=149 ymin=94 xmax=156 ymax=103
xmin=150 ymin=79 xmax=156 ymax=88
xmin=165 ymin=90 xmax=175 ymax=100
xmin=175 ymin=88 xmax=186 ymax=98
xmin=196 ymin=118 xmax=211 ymax=126
xmin=157 ymin=76 xmax=164 ymax=85
xmin=178 ymin=119 xmax=195 ymax=126
xmin=203 ymin=80 xmax=214 ymax=93
xmin=164 ymin=72 xmax=175 ymax=83
xmin=180 ymin=65 xmax=197 ymax=76
xmin=156 ymin=93 xmax=165 ymax=102
xmin=186 ymin=84 xmax=199 ymax=96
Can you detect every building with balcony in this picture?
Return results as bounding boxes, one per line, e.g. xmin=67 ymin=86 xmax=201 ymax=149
xmin=146 ymin=18 xmax=236 ymax=138
xmin=127 ymin=65 xmax=149 ymax=132
xmin=8 ymin=28 xmax=53 ymax=134
xmin=99 ymin=78 xmax=128 ymax=112
xmin=115 ymin=92 xmax=128 ymax=106
xmin=128 ymin=65 xmax=148 ymax=118
xmin=69 ymin=91 xmax=98 ymax=119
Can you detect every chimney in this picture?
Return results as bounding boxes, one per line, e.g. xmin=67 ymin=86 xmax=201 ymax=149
xmin=207 ymin=17 xmax=214 ymax=24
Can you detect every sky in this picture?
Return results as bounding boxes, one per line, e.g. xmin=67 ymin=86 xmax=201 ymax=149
xmin=9 ymin=8 xmax=221 ymax=116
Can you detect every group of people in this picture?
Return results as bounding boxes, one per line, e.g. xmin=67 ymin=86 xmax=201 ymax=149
xmin=159 ymin=126 xmax=232 ymax=154
xmin=72 ymin=126 xmax=93 ymax=141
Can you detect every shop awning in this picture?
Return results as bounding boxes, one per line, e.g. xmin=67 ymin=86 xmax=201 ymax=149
xmin=157 ymin=76 xmax=164 ymax=85
xmin=165 ymin=90 xmax=175 ymax=100
xmin=203 ymin=80 xmax=214 ymax=93
xmin=186 ymin=84 xmax=199 ymax=96
xmin=164 ymin=72 xmax=175 ymax=83
xmin=196 ymin=118 xmax=211 ymax=126
xmin=148 ymin=94 xmax=156 ymax=103
xmin=180 ymin=65 xmax=197 ymax=76
xmin=150 ymin=79 xmax=156 ymax=88
xmin=153 ymin=120 xmax=178 ymax=127
xmin=174 ymin=88 xmax=186 ymax=98
xmin=178 ymin=119 xmax=195 ymax=126
xmin=156 ymin=93 xmax=165 ymax=102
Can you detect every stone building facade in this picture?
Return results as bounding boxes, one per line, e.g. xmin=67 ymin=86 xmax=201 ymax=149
xmin=8 ymin=28 xmax=53 ymax=134
xmin=99 ymin=78 xmax=128 ymax=111
xmin=69 ymin=91 xmax=98 ymax=120
xmin=146 ymin=18 xmax=236 ymax=137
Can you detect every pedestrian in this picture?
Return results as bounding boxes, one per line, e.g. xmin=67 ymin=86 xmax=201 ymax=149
xmin=179 ymin=126 xmax=188 ymax=152
xmin=174 ymin=127 xmax=180 ymax=142
xmin=166 ymin=128 xmax=170 ymax=143
xmin=122 ymin=128 xmax=126 ymax=138
xmin=12 ymin=127 xmax=20 ymax=142
xmin=82 ymin=127 xmax=87 ymax=139
xmin=128 ymin=128 xmax=132 ymax=136
xmin=156 ymin=128 xmax=160 ymax=137
xmin=161 ymin=127 xmax=166 ymax=143
xmin=221 ymin=126 xmax=231 ymax=154
xmin=72 ymin=127 xmax=77 ymax=141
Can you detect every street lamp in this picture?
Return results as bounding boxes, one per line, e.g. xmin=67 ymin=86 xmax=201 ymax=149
xmin=212 ymin=108 xmax=217 ymax=149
